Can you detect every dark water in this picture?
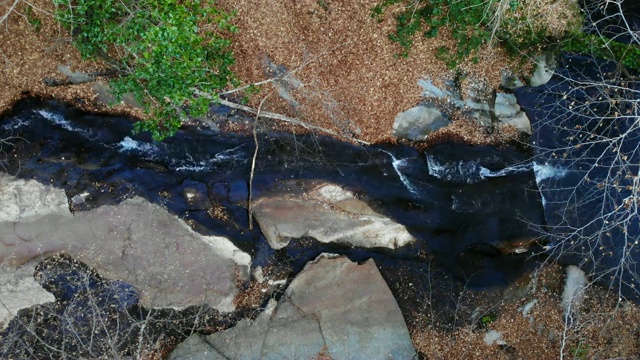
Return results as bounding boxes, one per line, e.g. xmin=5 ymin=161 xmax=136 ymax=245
xmin=1 ymin=254 xmax=236 ymax=358
xmin=0 ymin=98 xmax=546 ymax=357
xmin=0 ymin=98 xmax=545 ymax=284
xmin=515 ymin=53 xmax=640 ymax=300
xmin=581 ymin=0 xmax=640 ymax=44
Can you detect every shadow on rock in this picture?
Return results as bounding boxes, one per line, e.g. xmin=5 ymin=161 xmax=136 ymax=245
xmin=0 ymin=254 xmax=238 ymax=359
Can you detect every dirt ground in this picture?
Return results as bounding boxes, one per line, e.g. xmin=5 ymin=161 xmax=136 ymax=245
xmin=216 ymin=0 xmax=528 ymax=144
xmin=409 ymin=263 xmax=640 ymax=359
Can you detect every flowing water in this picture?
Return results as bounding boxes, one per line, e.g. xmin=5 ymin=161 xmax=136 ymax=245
xmin=0 ymin=98 xmax=546 ymax=286
xmin=0 ymin=97 xmax=551 ymax=358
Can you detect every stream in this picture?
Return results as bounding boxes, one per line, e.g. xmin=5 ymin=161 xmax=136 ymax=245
xmin=0 ymin=98 xmax=551 ymax=357
xmin=0 ymin=98 xmax=546 ymax=287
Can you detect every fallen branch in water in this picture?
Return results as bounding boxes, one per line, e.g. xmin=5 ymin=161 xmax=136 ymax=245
xmin=248 ymin=94 xmax=271 ymax=231
xmin=192 ymin=88 xmax=369 ymax=145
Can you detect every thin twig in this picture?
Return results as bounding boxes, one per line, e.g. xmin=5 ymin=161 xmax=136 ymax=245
xmin=248 ymin=94 xmax=271 ymax=230
xmin=219 ymin=40 xmax=352 ymax=96
xmin=0 ymin=0 xmax=21 ymax=28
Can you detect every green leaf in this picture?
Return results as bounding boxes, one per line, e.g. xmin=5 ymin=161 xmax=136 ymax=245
xmin=54 ymin=0 xmax=237 ymax=140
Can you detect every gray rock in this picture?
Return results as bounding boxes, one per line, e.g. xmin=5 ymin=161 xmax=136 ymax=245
xmin=0 ymin=262 xmax=55 ymax=330
xmin=205 ymin=254 xmax=416 ymax=360
xmin=57 ymin=65 xmax=94 ymax=84
xmin=168 ymin=334 xmax=226 ymax=360
xmin=495 ymin=93 xmax=521 ymax=118
xmin=464 ymin=80 xmax=493 ymax=112
xmin=530 ymin=53 xmax=556 ymax=87
xmin=0 ymin=172 xmax=71 ymax=222
xmin=418 ymin=78 xmax=531 ymax=134
xmin=91 ymin=81 xmax=142 ymax=108
xmin=562 ymin=265 xmax=587 ymax=320
xmin=483 ymin=330 xmax=504 ymax=346
xmin=0 ymin=174 xmax=250 ymax=311
xmin=418 ymin=78 xmax=454 ymax=100
xmin=0 ymin=173 xmax=65 ymax=329
xmin=252 ymin=180 xmax=415 ymax=250
xmin=206 ymin=299 xmax=278 ymax=359
xmin=502 ymin=111 xmax=532 ymax=134
xmin=392 ymin=104 xmax=450 ymax=140
xmin=500 ymin=70 xmax=525 ymax=90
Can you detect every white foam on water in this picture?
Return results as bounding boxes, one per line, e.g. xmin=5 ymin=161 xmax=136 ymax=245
xmin=479 ymin=162 xmax=533 ymax=178
xmin=36 ymin=109 xmax=94 ymax=138
xmin=381 ymin=150 xmax=420 ymax=197
xmin=211 ymin=144 xmax=246 ymax=162
xmin=427 ymin=155 xmax=484 ymax=183
xmin=533 ymin=162 xmax=567 ymax=208
xmin=428 ymin=155 xmax=534 ymax=183
xmin=118 ymin=136 xmax=158 ymax=154
xmin=533 ymin=162 xmax=568 ymax=182
xmin=173 ymin=144 xmax=247 ymax=172
xmin=2 ymin=117 xmax=31 ymax=130
xmin=174 ymin=162 xmax=209 ymax=172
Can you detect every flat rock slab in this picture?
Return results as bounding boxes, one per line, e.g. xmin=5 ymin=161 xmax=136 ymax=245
xmin=0 ymin=262 xmax=55 ymax=330
xmin=0 ymin=173 xmax=71 ymax=222
xmin=200 ymin=254 xmax=416 ymax=360
xmin=253 ymin=180 xmax=415 ymax=250
xmin=0 ymin=174 xmax=250 ymax=312
xmin=168 ymin=334 xmax=226 ymax=360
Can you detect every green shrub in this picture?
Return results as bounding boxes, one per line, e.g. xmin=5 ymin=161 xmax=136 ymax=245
xmin=25 ymin=5 xmax=42 ymax=31
xmin=371 ymin=0 xmax=491 ymax=64
xmin=562 ymin=32 xmax=640 ymax=72
xmin=371 ymin=0 xmax=582 ymax=69
xmin=54 ymin=0 xmax=238 ymax=140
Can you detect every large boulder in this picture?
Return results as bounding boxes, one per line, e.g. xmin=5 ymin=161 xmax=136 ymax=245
xmin=168 ymin=334 xmax=227 ymax=360
xmin=0 ymin=172 xmax=71 ymax=222
xmin=252 ymin=180 xmax=415 ymax=250
xmin=0 ymin=173 xmax=69 ymax=329
xmin=392 ymin=103 xmax=450 ymax=140
xmin=0 ymin=174 xmax=250 ymax=312
xmin=530 ymin=53 xmax=556 ymax=87
xmin=187 ymin=254 xmax=416 ymax=359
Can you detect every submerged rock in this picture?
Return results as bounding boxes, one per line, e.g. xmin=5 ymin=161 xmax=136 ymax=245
xmin=189 ymin=254 xmax=416 ymax=359
xmin=252 ymin=180 xmax=415 ymax=250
